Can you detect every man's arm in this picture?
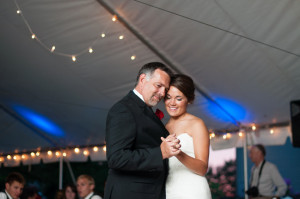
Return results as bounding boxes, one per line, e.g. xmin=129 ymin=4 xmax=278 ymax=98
xmin=270 ymin=164 xmax=287 ymax=197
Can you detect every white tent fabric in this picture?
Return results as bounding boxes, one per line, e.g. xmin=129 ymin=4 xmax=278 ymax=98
xmin=1 ymin=0 xmax=300 ymax=161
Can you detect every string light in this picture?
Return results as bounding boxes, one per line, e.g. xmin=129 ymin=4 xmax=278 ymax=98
xmin=74 ymin=148 xmax=80 ymax=153
xmin=0 ymin=145 xmax=106 ymax=165
xmin=112 ymin=15 xmax=117 ymax=21
xmin=93 ymin=146 xmax=99 ymax=152
xmin=55 ymin=151 xmax=60 ymax=157
xmin=83 ymin=150 xmax=89 ymax=156
xmin=12 ymin=1 xmax=136 ymax=62
xmin=131 ymin=55 xmax=136 ymax=60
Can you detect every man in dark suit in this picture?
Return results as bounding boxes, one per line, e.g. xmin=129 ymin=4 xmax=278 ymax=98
xmin=104 ymin=62 xmax=180 ymax=199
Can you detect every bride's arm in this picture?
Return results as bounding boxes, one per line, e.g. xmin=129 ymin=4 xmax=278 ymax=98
xmin=175 ymin=118 xmax=210 ymax=176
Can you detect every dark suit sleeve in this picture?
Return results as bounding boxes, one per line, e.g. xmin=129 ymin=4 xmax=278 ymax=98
xmin=106 ymin=103 xmax=164 ymax=171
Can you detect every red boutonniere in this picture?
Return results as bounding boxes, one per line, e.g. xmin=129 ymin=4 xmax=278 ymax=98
xmin=155 ymin=109 xmax=164 ymax=120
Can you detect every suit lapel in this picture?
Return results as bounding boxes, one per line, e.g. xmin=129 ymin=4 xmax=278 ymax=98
xmin=128 ymin=91 xmax=168 ymax=134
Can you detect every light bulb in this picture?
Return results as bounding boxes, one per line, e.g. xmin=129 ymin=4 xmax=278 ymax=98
xmin=83 ymin=150 xmax=89 ymax=156
xmin=51 ymin=46 xmax=55 ymax=52
xmin=270 ymin=129 xmax=274 ymax=134
xmin=103 ymin=146 xmax=107 ymax=152
xmin=239 ymin=132 xmax=243 ymax=137
xmin=31 ymin=152 xmax=35 ymax=157
xmin=119 ymin=35 xmax=124 ymax=40
xmin=112 ymin=15 xmax=117 ymax=21
xmin=131 ymin=55 xmax=136 ymax=60
xmin=101 ymin=33 xmax=105 ymax=38
xmin=7 ymin=155 xmax=12 ymax=160
xmin=72 ymin=56 xmax=76 ymax=62
xmin=223 ymin=135 xmax=227 ymax=139
xmin=47 ymin=151 xmax=52 ymax=156
xmin=89 ymin=48 xmax=93 ymax=53
xmin=252 ymin=125 xmax=256 ymax=131
xmin=17 ymin=10 xmax=21 ymax=14
xmin=74 ymin=148 xmax=80 ymax=153
xmin=31 ymin=34 xmax=36 ymax=39
xmin=93 ymin=146 xmax=99 ymax=152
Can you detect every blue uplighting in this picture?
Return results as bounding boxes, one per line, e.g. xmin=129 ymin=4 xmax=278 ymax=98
xmin=11 ymin=104 xmax=65 ymax=137
xmin=205 ymin=97 xmax=247 ymax=124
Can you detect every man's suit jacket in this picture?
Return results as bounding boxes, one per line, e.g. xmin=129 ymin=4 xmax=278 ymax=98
xmin=104 ymin=91 xmax=169 ymax=199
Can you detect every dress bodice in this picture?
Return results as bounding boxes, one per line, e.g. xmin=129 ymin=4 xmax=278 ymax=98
xmin=166 ymin=133 xmax=212 ymax=199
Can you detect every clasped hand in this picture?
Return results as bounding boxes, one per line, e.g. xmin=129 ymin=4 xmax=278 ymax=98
xmin=160 ymin=134 xmax=181 ymax=159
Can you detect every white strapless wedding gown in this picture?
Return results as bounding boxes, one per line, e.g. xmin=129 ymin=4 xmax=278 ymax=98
xmin=166 ymin=133 xmax=212 ymax=199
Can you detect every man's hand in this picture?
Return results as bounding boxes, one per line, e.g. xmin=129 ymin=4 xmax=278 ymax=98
xmin=160 ymin=134 xmax=181 ymax=159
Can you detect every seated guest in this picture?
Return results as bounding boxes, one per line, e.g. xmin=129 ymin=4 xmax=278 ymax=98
xmin=76 ymin=175 xmax=102 ymax=199
xmin=63 ymin=184 xmax=78 ymax=199
xmin=0 ymin=172 xmax=25 ymax=199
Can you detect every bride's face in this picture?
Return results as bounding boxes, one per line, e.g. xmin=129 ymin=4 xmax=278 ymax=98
xmin=164 ymin=86 xmax=188 ymax=117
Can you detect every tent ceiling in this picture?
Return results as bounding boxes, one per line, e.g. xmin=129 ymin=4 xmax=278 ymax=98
xmin=1 ymin=0 xmax=300 ymax=155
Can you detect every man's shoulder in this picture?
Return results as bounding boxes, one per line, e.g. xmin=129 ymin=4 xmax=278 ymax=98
xmin=91 ymin=195 xmax=102 ymax=199
xmin=0 ymin=192 xmax=7 ymax=199
xmin=110 ymin=91 xmax=141 ymax=111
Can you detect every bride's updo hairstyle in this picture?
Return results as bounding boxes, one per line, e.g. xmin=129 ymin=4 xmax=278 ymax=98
xmin=170 ymin=74 xmax=195 ymax=103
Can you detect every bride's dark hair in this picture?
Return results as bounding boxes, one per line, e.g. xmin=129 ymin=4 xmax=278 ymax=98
xmin=170 ymin=74 xmax=195 ymax=103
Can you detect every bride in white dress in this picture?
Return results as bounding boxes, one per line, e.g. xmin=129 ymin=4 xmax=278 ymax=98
xmin=164 ymin=74 xmax=212 ymax=199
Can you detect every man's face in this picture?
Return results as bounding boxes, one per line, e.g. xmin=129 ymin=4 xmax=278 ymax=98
xmin=5 ymin=181 xmax=24 ymax=199
xmin=76 ymin=178 xmax=94 ymax=198
xmin=249 ymin=146 xmax=260 ymax=164
xmin=140 ymin=69 xmax=170 ymax=107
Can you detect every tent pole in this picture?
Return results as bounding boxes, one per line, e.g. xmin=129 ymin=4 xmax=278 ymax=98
xmin=66 ymin=159 xmax=76 ymax=185
xmin=243 ymin=133 xmax=249 ymax=199
xmin=59 ymin=154 xmax=63 ymax=190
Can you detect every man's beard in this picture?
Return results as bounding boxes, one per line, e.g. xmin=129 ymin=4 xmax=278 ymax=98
xmin=148 ymin=94 xmax=162 ymax=106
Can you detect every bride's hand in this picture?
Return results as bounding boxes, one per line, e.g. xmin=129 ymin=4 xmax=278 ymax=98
xmin=160 ymin=135 xmax=181 ymax=159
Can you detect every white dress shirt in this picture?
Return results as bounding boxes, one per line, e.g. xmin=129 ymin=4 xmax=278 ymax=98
xmin=250 ymin=160 xmax=287 ymax=197
xmin=133 ymin=89 xmax=144 ymax=102
xmin=0 ymin=191 xmax=13 ymax=199
xmin=84 ymin=192 xmax=102 ymax=199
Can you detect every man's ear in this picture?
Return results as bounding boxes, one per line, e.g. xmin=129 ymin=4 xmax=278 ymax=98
xmin=90 ymin=184 xmax=95 ymax=191
xmin=139 ymin=73 xmax=147 ymax=83
xmin=5 ymin=182 xmax=9 ymax=190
